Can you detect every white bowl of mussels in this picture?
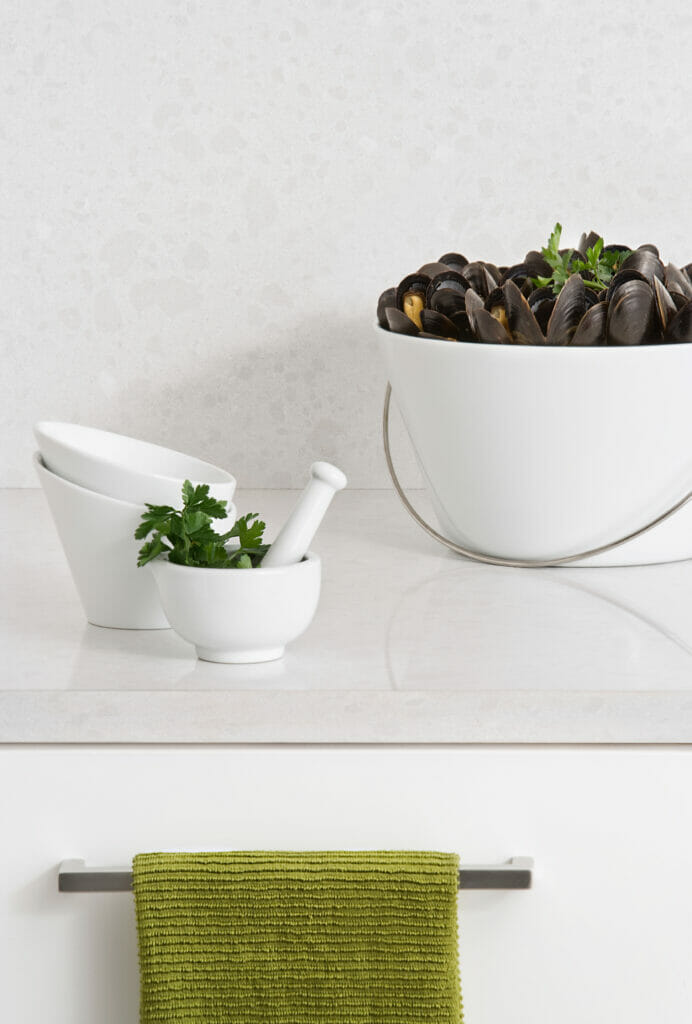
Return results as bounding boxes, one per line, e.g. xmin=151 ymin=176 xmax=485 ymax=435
xmin=376 ymin=226 xmax=692 ymax=566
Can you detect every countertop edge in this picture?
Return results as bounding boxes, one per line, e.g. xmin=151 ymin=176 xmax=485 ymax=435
xmin=2 ymin=689 xmax=692 ymax=744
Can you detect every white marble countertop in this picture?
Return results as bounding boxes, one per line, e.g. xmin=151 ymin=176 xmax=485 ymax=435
xmin=2 ymin=487 xmax=692 ymax=743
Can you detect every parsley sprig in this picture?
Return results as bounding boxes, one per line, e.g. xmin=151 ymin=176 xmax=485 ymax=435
xmin=531 ymin=223 xmax=631 ymax=295
xmin=135 ymin=480 xmax=269 ymax=569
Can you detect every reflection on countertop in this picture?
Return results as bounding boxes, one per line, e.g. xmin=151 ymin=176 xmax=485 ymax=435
xmin=3 ymin=487 xmax=692 ymax=743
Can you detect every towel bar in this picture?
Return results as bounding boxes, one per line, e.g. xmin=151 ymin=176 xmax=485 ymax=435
xmin=57 ymin=857 xmax=533 ymax=892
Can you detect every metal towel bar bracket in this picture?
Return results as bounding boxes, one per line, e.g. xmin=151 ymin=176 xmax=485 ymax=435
xmin=57 ymin=857 xmax=533 ymax=892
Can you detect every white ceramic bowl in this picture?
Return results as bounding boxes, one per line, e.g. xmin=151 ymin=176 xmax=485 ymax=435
xmin=34 ymin=421 xmax=236 ymax=509
xmin=377 ymin=327 xmax=692 ymax=566
xmin=34 ymin=452 xmax=169 ymax=629
xmin=149 ymin=553 xmax=321 ymax=663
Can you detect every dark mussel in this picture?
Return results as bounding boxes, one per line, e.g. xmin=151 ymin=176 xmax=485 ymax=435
xmin=418 ymin=261 xmax=456 ymax=278
xmin=620 ymin=246 xmax=665 ymax=285
xmin=606 ymin=280 xmax=657 ymax=345
xmin=527 ymin=286 xmax=556 ymax=334
xmin=450 ymin=310 xmax=476 ymax=342
xmin=578 ymin=230 xmax=601 ymax=254
xmin=665 ymin=263 xmax=692 ymax=300
xmin=502 ymin=279 xmax=545 ymax=345
xmin=426 ymin=270 xmax=469 ymax=305
xmin=560 ymin=247 xmax=587 ymax=269
xmin=583 ymin=287 xmax=602 ymax=309
xmin=377 ymin=287 xmax=396 ymax=328
xmin=601 ymin=243 xmax=632 ymax=257
xmin=472 ymin=308 xmax=512 ymax=344
xmin=546 ymin=274 xmax=587 ymax=345
xmin=653 ymin=277 xmax=678 ymax=334
xmin=385 ymin=306 xmax=419 ymax=335
xmin=664 ymin=299 xmax=692 ymax=344
xmin=464 ymin=288 xmax=485 ymax=332
xmin=571 ymin=301 xmax=607 ymax=346
xmin=429 ymin=287 xmax=468 ymax=319
xmin=499 ymin=263 xmax=535 ymax=298
xmin=419 ymin=309 xmax=459 ymax=340
xmin=462 ymin=261 xmax=498 ymax=299
xmin=639 ymin=243 xmax=660 ymax=256
xmin=606 ymin=268 xmax=648 ymax=303
xmin=395 ymin=273 xmax=430 ymax=329
xmin=438 ymin=252 xmax=468 ymax=273
xmin=524 ymin=250 xmax=552 ymax=278
xmin=485 ymin=286 xmax=509 ymax=333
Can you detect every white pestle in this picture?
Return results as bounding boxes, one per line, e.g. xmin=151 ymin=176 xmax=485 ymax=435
xmin=262 ymin=461 xmax=347 ymax=567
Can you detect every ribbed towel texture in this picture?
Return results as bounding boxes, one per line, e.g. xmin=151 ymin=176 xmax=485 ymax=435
xmin=133 ymin=850 xmax=462 ymax=1024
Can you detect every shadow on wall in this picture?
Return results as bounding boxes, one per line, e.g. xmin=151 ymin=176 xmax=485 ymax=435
xmin=117 ymin=313 xmax=422 ymax=490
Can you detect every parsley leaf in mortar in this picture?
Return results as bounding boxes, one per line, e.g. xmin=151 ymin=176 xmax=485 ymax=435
xmin=135 ymin=480 xmax=269 ymax=569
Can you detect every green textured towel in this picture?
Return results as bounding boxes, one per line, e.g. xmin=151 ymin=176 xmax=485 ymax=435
xmin=133 ymin=850 xmax=462 ymax=1024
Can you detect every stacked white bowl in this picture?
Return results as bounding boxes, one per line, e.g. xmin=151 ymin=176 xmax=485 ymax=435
xmin=33 ymin=423 xmax=237 ymax=629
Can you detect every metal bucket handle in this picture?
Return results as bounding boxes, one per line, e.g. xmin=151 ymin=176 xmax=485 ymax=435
xmin=383 ymin=383 xmax=692 ymax=568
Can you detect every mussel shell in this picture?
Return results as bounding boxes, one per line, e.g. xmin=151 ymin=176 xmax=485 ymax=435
xmin=419 ymin=309 xmax=459 ymax=340
xmin=560 ymin=248 xmax=586 ymax=269
xmin=571 ymin=301 xmax=607 ymax=346
xmin=499 ymin=263 xmax=534 ymax=290
xmin=425 ymin=271 xmax=469 ymax=304
xmin=527 ymin=286 xmax=555 ymax=307
xmin=472 ymin=308 xmax=512 ymax=344
xmin=638 ymin=243 xmax=660 ymax=256
xmin=450 ymin=310 xmax=476 ymax=342
xmin=546 ymin=274 xmax=587 ymax=345
xmin=606 ymin=268 xmax=648 ymax=303
xmin=578 ymin=231 xmax=601 ymax=254
xmin=523 ymin=250 xmax=552 ymax=278
xmin=377 ymin=287 xmax=396 ymax=328
xmin=429 ymin=287 xmax=467 ymax=319
xmin=485 ymin=286 xmax=510 ymax=334
xmin=606 ymin=280 xmax=657 ymax=346
xmin=418 ymin=261 xmax=455 ymax=278
xmin=485 ymin=285 xmax=504 ymax=310
xmin=601 ymin=243 xmax=632 ymax=256
xmin=464 ymin=288 xmax=485 ymax=331
xmin=583 ymin=287 xmax=601 ymax=309
xmin=396 ymin=272 xmax=430 ymax=328
xmin=395 ymin=273 xmax=430 ymax=308
xmin=527 ymin=286 xmax=557 ymax=333
xmin=665 ymin=263 xmax=692 ymax=300
xmin=438 ymin=252 xmax=468 ymax=273
xmin=462 ymin=261 xmax=497 ymax=298
xmin=503 ymin=279 xmax=545 ymax=345
xmin=653 ymin=277 xmax=677 ymax=334
xmin=671 ymin=291 xmax=690 ymax=311
xmin=384 ymin=306 xmax=419 ymax=336
xmin=620 ymin=247 xmax=665 ymax=285
xmin=664 ymin=299 xmax=692 ymax=344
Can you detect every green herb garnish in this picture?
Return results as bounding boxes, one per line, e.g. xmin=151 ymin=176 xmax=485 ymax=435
xmin=531 ymin=222 xmax=631 ymax=295
xmin=135 ymin=480 xmax=269 ymax=569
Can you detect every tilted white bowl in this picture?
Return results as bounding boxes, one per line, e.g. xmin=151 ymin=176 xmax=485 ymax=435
xmin=149 ymin=553 xmax=321 ymax=663
xmin=34 ymin=421 xmax=236 ymax=509
xmin=34 ymin=452 xmax=169 ymax=629
xmin=377 ymin=327 xmax=692 ymax=566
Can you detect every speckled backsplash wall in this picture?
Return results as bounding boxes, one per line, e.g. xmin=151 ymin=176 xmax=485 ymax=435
xmin=2 ymin=0 xmax=690 ymax=487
